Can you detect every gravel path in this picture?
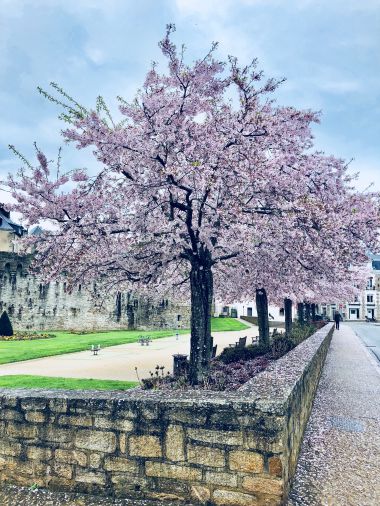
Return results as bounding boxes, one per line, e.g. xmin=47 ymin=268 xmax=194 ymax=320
xmin=288 ymin=324 xmax=380 ymax=505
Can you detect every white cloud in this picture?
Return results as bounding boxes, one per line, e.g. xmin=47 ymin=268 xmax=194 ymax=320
xmin=84 ymin=46 xmax=106 ymax=65
xmin=319 ymin=79 xmax=361 ymax=94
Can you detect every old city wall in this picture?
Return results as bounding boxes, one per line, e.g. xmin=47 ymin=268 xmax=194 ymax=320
xmin=0 ymin=324 xmax=334 ymax=505
xmin=0 ymin=253 xmax=189 ymax=331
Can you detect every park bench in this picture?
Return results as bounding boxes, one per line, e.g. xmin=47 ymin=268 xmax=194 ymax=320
xmin=138 ymin=335 xmax=152 ymax=346
xmin=229 ymin=336 xmax=247 ymax=349
xmin=251 ymin=330 xmax=283 ymax=345
xmin=91 ymin=344 xmax=101 ymax=356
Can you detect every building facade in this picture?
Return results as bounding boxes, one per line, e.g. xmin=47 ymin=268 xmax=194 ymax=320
xmin=216 ymin=255 xmax=380 ymax=323
xmin=321 ymin=255 xmax=380 ymax=321
xmin=214 ymin=300 xmax=294 ymax=323
xmin=0 ymin=206 xmax=26 ymax=253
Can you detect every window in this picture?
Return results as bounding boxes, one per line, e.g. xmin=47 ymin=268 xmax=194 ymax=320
xmin=367 ymin=295 xmax=374 ymax=303
xmin=279 ymin=308 xmax=284 ymax=316
xmin=247 ymin=307 xmax=253 ymax=317
xmin=367 ymin=278 xmax=373 ymax=289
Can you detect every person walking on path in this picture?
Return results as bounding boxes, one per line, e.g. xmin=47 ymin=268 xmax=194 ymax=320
xmin=334 ymin=311 xmax=341 ymax=330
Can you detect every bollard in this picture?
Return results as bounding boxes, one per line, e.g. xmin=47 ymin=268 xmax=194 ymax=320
xmin=173 ymin=354 xmax=189 ymax=378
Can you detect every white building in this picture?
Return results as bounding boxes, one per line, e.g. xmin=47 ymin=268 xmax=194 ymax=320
xmin=214 ymin=300 xmax=294 ymax=324
xmin=322 ymin=255 xmax=380 ymax=321
xmin=0 ymin=206 xmax=26 ymax=253
xmin=217 ymin=255 xmax=380 ymax=323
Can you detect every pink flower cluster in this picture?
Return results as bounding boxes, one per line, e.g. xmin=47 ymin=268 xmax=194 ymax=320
xmin=5 ymin=25 xmax=379 ymax=312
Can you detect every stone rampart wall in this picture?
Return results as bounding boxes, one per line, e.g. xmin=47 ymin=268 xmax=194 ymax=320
xmin=0 ymin=252 xmax=190 ymax=331
xmin=0 ymin=324 xmax=334 ymax=505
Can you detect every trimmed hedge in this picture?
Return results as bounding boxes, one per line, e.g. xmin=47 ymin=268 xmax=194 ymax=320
xmin=219 ymin=344 xmax=270 ymax=364
xmin=0 ymin=311 xmax=13 ymax=336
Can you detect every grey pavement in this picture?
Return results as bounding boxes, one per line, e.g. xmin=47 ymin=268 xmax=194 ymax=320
xmin=289 ymin=323 xmax=380 ymax=505
xmin=346 ymin=321 xmax=380 ymax=362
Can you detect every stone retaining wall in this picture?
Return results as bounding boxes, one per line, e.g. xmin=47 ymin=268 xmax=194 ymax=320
xmin=0 ymin=324 xmax=334 ymax=505
xmin=0 ymin=252 xmax=190 ymax=331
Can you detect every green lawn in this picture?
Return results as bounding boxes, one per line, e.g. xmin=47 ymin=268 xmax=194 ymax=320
xmin=0 ymin=318 xmax=248 ymax=366
xmin=0 ymin=375 xmax=138 ymax=391
xmin=211 ymin=317 xmax=248 ymax=332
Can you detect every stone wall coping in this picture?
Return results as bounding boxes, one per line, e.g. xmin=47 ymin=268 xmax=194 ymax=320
xmin=239 ymin=322 xmax=334 ymax=400
xmin=0 ymin=323 xmax=334 ymax=416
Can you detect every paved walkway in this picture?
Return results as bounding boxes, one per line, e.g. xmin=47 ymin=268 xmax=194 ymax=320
xmin=289 ymin=324 xmax=380 ymax=505
xmin=0 ymin=322 xmax=258 ymax=381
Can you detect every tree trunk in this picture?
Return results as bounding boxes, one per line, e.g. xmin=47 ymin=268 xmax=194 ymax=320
xmin=311 ymin=303 xmax=316 ymax=321
xmin=284 ymin=298 xmax=293 ymax=337
xmin=189 ymin=254 xmax=213 ymax=385
xmin=256 ymin=288 xmax=270 ymax=347
xmin=297 ymin=302 xmax=305 ymax=324
xmin=305 ymin=302 xmax=311 ymax=322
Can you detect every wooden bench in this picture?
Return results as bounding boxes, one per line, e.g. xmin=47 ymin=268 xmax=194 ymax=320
xmin=138 ymin=336 xmax=152 ymax=346
xmin=229 ymin=336 xmax=247 ymax=349
xmin=91 ymin=344 xmax=101 ymax=356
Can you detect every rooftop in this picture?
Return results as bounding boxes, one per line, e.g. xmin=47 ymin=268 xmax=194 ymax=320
xmin=0 ymin=206 xmax=26 ymax=237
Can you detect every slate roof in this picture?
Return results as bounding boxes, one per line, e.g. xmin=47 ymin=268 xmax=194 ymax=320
xmin=30 ymin=226 xmax=44 ymax=236
xmin=0 ymin=208 xmax=26 ymax=237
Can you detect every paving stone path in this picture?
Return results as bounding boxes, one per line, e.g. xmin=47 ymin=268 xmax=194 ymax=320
xmin=289 ymin=324 xmax=380 ymax=505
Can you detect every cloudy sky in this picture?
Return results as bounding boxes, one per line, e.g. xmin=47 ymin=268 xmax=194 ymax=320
xmin=0 ymin=0 xmax=379 ymax=198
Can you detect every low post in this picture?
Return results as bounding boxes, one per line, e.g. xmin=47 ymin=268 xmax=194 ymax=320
xmin=173 ymin=354 xmax=189 ymax=378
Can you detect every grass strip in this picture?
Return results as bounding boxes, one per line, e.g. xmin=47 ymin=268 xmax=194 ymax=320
xmin=0 ymin=374 xmax=138 ymax=391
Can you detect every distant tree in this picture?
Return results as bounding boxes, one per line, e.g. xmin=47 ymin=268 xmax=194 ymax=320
xmin=0 ymin=311 xmax=13 ymax=336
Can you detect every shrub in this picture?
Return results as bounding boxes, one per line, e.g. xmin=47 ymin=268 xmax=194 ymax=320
xmin=290 ymin=322 xmax=316 ymax=345
xmin=218 ymin=344 xmax=270 ymax=364
xmin=141 ymin=365 xmax=171 ymax=390
xmin=0 ymin=332 xmax=55 ymax=341
xmin=271 ymin=336 xmax=295 ymax=359
xmin=0 ymin=311 xmax=13 ymax=336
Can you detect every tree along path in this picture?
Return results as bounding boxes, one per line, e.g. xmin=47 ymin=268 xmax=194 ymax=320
xmin=0 ymin=323 xmax=258 ymax=382
xmin=289 ymin=324 xmax=380 ymax=505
